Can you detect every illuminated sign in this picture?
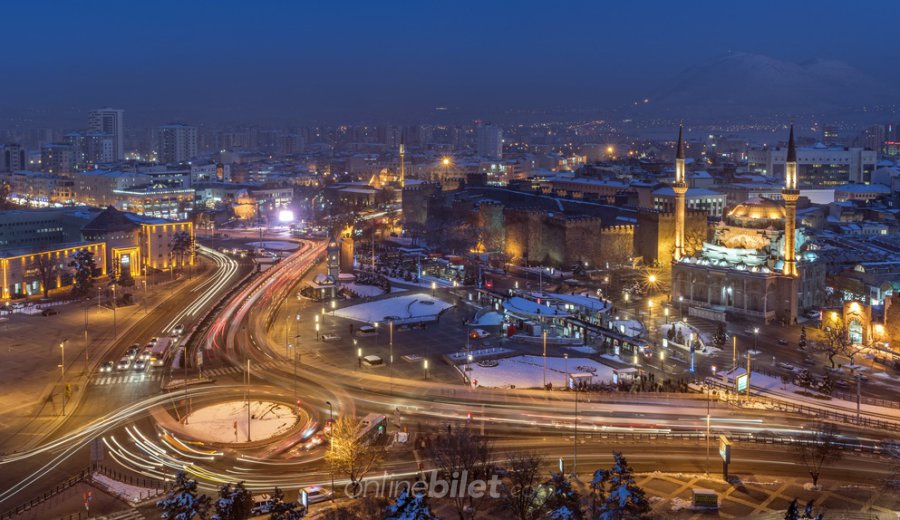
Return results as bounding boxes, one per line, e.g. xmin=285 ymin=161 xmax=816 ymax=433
xmin=736 ymin=373 xmax=749 ymax=393
xmin=719 ymin=435 xmax=731 ymax=464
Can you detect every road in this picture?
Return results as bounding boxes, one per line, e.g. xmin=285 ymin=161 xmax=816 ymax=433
xmin=2 ymin=243 xmax=897 ymax=515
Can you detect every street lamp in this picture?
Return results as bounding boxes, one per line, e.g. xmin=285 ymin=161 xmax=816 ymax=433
xmin=678 ymin=295 xmax=684 ymax=317
xmin=431 ymin=281 xmax=436 ymax=297
xmin=315 ymin=322 xmax=320 ymax=340
xmin=324 ymin=400 xmax=335 ymax=502
xmin=647 ymin=300 xmax=653 ymax=339
xmin=423 ymin=359 xmax=429 ymax=380
xmin=753 ymin=327 xmax=759 ymax=352
xmin=664 ymin=306 xmax=669 ymax=324
xmin=59 ymin=340 xmax=66 ymax=416
xmin=354 ymin=339 xmax=360 ymax=369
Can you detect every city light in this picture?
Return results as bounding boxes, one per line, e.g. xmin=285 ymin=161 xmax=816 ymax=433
xmin=277 ymin=209 xmax=294 ymax=223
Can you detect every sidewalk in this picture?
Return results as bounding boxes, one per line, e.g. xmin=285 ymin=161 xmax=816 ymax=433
xmin=0 ymin=266 xmax=208 ymax=454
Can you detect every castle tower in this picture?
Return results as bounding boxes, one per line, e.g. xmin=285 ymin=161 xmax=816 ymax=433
xmin=672 ymin=123 xmax=688 ymax=261
xmin=782 ymin=124 xmax=799 ymax=277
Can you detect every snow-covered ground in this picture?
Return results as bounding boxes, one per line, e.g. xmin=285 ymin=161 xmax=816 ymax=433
xmin=344 ymin=282 xmax=385 ymax=298
xmin=471 ymin=311 xmax=503 ymax=326
xmin=333 ymin=294 xmax=452 ymax=323
xmin=609 ymin=319 xmax=643 ymax=338
xmin=92 ymin=473 xmax=161 ymax=503
xmin=182 ymin=400 xmax=297 ymax=443
xmin=468 ymin=355 xmax=615 ymax=389
xmin=661 ymin=322 xmax=708 ymax=350
xmin=246 ymin=240 xmax=299 ymax=251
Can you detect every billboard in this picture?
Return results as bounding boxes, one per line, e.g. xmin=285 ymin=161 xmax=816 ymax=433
xmin=719 ymin=435 xmax=731 ymax=464
xmin=736 ymin=373 xmax=749 ymax=393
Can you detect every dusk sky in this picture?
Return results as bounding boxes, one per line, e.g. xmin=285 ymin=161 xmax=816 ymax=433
xmin=3 ymin=0 xmax=898 ymax=126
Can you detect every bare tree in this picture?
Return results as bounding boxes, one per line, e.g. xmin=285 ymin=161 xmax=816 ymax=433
xmin=820 ymin=322 xmax=864 ymax=368
xmin=498 ymin=451 xmax=546 ymax=520
xmin=794 ymin=422 xmax=842 ymax=488
xmin=170 ymin=231 xmax=193 ymax=268
xmin=32 ymin=256 xmax=59 ymax=298
xmin=426 ymin=426 xmax=494 ymax=519
xmin=324 ymin=416 xmax=385 ymax=497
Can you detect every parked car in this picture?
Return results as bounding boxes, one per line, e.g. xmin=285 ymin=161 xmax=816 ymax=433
xmin=777 ymin=362 xmax=796 ymax=371
xmin=801 ymin=357 xmax=815 ymax=366
xmin=469 ymin=328 xmax=490 ymax=340
xmin=321 ymin=333 xmax=340 ymax=342
xmin=357 ymin=325 xmax=376 ymax=335
xmin=41 ymin=308 xmax=58 ymax=316
xmin=116 ymin=357 xmax=131 ymax=371
xmin=100 ymin=361 xmax=115 ymax=373
xmin=250 ymin=495 xmax=275 ymax=516
xmin=301 ymin=486 xmax=333 ymax=504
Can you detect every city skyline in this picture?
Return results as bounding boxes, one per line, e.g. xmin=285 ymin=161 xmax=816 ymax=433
xmin=2 ymin=1 xmax=899 ymax=127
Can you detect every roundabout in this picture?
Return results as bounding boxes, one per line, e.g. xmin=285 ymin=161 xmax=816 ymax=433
xmin=182 ymin=399 xmax=299 ymax=445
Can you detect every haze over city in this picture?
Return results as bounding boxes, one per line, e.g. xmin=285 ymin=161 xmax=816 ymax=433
xmin=0 ymin=2 xmax=898 ymax=520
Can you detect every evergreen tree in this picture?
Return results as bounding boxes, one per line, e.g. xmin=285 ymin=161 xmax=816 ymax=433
xmin=796 ymin=369 xmax=813 ymax=388
xmin=798 ymin=326 xmax=807 ymax=350
xmin=383 ymin=485 xmax=438 ymax=520
xmin=599 ymin=452 xmax=649 ymax=520
xmin=819 ymin=373 xmax=834 ymax=395
xmin=588 ymin=469 xmax=608 ymax=519
xmin=713 ymin=323 xmax=727 ymax=349
xmin=69 ymin=249 xmax=97 ymax=298
xmin=156 ymin=471 xmax=211 ymax=520
xmin=211 ymin=482 xmax=252 ymax=520
xmin=784 ymin=498 xmax=799 ymax=520
xmin=268 ymin=488 xmax=302 ymax=520
xmin=542 ymin=472 xmax=583 ymax=519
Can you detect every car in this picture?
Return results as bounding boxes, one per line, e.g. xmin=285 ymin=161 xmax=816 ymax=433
xmin=321 ymin=333 xmax=340 ymax=342
xmin=100 ymin=361 xmax=115 ymax=373
xmin=126 ymin=344 xmax=141 ymax=359
xmin=172 ymin=324 xmax=185 ymax=336
xmin=301 ymin=486 xmax=333 ymax=504
xmin=140 ymin=347 xmax=153 ymax=360
xmin=777 ymin=362 xmax=796 ymax=371
xmin=362 ymin=355 xmax=384 ymax=367
xmin=357 ymin=325 xmax=376 ymax=335
xmin=148 ymin=337 xmax=159 ymax=345
xmin=801 ymin=357 xmax=815 ymax=365
xmin=776 ymin=339 xmax=788 ymax=346
xmin=250 ymin=495 xmax=275 ymax=515
xmin=834 ymin=379 xmax=850 ymax=389
xmin=40 ymin=308 xmax=58 ymax=316
xmin=116 ymin=357 xmax=131 ymax=371
xmin=303 ymin=433 xmax=326 ymax=450
xmin=133 ymin=359 xmax=146 ymax=371
xmin=469 ymin=328 xmax=490 ymax=340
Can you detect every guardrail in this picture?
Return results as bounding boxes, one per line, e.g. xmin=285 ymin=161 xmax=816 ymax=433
xmin=0 ymin=469 xmax=90 ymax=520
xmin=705 ymin=378 xmax=900 ymax=433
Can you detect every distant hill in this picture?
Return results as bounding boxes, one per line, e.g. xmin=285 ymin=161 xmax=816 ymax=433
xmin=633 ymin=52 xmax=896 ymax=120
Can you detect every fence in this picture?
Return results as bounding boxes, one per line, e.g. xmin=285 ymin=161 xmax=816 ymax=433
xmin=0 ymin=469 xmax=90 ymax=520
xmin=704 ymin=378 xmax=900 ymax=433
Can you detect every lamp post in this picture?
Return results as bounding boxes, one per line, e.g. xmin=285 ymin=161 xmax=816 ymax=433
xmin=59 ymin=340 xmax=66 ymax=416
xmin=431 ymin=281 xmax=436 ymax=297
xmin=324 ymin=400 xmax=335 ymax=501
xmin=647 ymin=300 xmax=654 ymax=340
xmin=111 ymin=284 xmax=117 ymax=338
xmin=732 ymin=336 xmax=737 ymax=372
xmin=753 ymin=327 xmax=759 ymax=353
xmin=423 ymin=359 xmax=429 ymax=380
xmin=542 ymin=329 xmax=548 ymax=388
xmin=354 ymin=339 xmax=360 ymax=369
xmin=289 ymin=343 xmax=296 ymax=402
xmin=678 ymin=295 xmax=684 ymax=318
xmin=664 ymin=306 xmax=669 ymax=324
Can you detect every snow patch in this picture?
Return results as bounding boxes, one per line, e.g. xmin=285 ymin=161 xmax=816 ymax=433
xmin=182 ymin=400 xmax=297 ymax=444
xmin=92 ymin=473 xmax=161 ymax=504
xmin=467 ymin=355 xmax=615 ymax=389
xmin=333 ymin=294 xmax=452 ymax=323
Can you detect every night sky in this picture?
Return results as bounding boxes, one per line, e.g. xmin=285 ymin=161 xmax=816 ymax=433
xmin=2 ymin=0 xmax=897 ymax=126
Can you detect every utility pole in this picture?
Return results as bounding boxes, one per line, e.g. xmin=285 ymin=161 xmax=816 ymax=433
xmin=246 ymin=359 xmax=251 ymax=442
xmin=542 ymin=329 xmax=547 ymax=388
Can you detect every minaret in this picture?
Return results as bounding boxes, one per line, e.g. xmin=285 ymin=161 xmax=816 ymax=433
xmin=399 ymin=140 xmax=406 ymax=188
xmin=673 ymin=123 xmax=688 ymax=261
xmin=782 ymin=124 xmax=799 ymax=277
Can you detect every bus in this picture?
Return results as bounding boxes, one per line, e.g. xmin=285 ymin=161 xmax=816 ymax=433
xmin=148 ymin=337 xmax=175 ymax=367
xmin=356 ymin=413 xmax=386 ymax=444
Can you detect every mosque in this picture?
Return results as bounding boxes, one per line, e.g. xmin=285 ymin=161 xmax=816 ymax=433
xmin=672 ymin=125 xmax=826 ymax=324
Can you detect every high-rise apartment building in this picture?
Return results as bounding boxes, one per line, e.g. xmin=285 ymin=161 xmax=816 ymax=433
xmin=476 ymin=123 xmax=503 ymax=160
xmin=2 ymin=144 xmax=26 ymax=172
xmin=65 ymin=132 xmax=114 ymax=168
xmin=158 ymin=124 xmax=198 ymax=164
xmin=88 ymin=108 xmax=125 ymax=161
xmin=40 ymin=143 xmax=76 ymax=174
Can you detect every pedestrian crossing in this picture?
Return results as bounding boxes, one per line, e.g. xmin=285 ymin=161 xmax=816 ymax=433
xmin=92 ymin=373 xmax=162 ymax=385
xmin=91 ymin=360 xmax=283 ymax=385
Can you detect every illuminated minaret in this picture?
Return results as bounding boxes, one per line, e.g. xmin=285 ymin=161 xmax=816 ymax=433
xmin=782 ymin=124 xmax=799 ymax=277
xmin=399 ymin=140 xmax=406 ymax=188
xmin=672 ymin=123 xmax=688 ymax=261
